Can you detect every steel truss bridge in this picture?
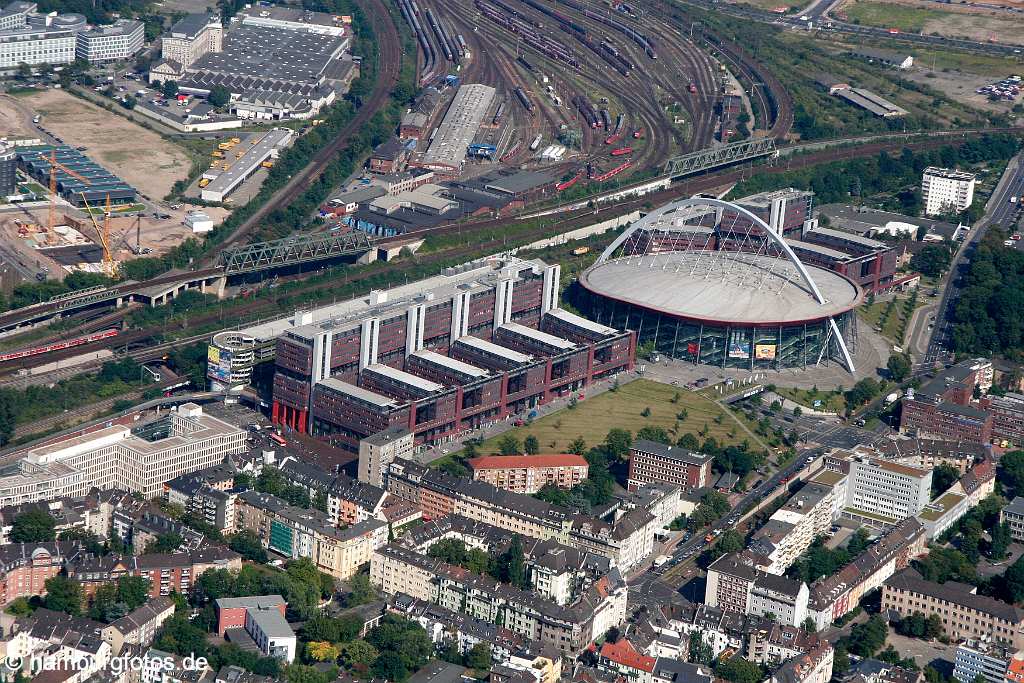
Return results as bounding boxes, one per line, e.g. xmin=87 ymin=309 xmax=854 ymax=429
xmin=662 ymin=138 xmax=777 ymax=179
xmin=218 ymin=231 xmax=374 ymax=275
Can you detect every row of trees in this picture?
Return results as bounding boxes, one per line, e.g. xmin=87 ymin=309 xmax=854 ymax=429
xmin=732 ymin=136 xmax=1021 ymax=216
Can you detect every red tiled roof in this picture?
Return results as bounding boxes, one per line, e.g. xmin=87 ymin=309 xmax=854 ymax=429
xmin=600 ymin=639 xmax=655 ymax=673
xmin=466 ymin=454 xmax=589 ymax=470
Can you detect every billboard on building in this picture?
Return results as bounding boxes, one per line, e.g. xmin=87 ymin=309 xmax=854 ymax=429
xmin=728 ymin=331 xmax=750 ymax=359
xmin=755 ymin=344 xmax=777 ymax=360
xmin=207 ymin=345 xmax=232 ymax=382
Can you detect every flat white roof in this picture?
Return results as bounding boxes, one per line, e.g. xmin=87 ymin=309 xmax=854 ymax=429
xmin=202 ymin=128 xmax=293 ymax=200
xmin=500 ymin=321 xmax=576 ymax=350
xmin=545 ymin=308 xmax=616 ymax=337
xmin=365 ymin=363 xmax=444 ymax=393
xmin=318 ymin=377 xmax=400 ymax=407
xmin=454 ymin=335 xmax=533 ymax=364
xmin=412 ymin=349 xmax=490 ymax=378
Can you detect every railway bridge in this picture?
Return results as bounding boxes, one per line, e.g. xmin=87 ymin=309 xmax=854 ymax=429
xmin=0 ymin=231 xmax=378 ymax=338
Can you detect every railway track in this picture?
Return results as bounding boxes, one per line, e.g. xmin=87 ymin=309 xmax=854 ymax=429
xmin=4 ymin=129 xmax=1006 ymax=376
xmin=207 ymin=0 xmax=403 ymax=259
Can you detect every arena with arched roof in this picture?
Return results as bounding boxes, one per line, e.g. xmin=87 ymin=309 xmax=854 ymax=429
xmin=576 ymin=197 xmax=862 ymax=372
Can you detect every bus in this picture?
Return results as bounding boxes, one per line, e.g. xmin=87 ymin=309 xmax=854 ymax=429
xmin=269 ymin=433 xmax=288 ymax=447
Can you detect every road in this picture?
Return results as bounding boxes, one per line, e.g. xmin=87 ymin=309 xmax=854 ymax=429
xmin=672 ymin=0 xmax=1024 ymax=57
xmin=920 ymin=153 xmax=1024 ymax=369
xmin=628 ymin=449 xmax=818 ymax=612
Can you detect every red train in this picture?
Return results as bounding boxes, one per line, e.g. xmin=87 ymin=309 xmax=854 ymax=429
xmin=610 ymin=147 xmax=632 ymax=156
xmin=556 ymin=170 xmax=584 ymax=191
xmin=0 ymin=329 xmax=119 ymax=363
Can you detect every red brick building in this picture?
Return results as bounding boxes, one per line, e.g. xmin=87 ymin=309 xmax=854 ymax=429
xmin=68 ymin=546 xmax=241 ymax=599
xmin=901 ymin=360 xmax=994 ymax=443
xmin=214 ymin=595 xmax=286 ymax=635
xmin=0 ymin=542 xmax=82 ymax=606
xmin=627 ymin=439 xmax=714 ymax=491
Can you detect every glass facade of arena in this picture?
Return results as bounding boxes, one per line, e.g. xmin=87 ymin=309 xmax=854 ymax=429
xmin=576 ymin=292 xmax=856 ymax=370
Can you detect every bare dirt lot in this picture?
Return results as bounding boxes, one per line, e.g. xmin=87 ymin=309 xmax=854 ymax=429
xmin=904 ymin=70 xmax=1017 ymax=113
xmin=23 ymin=89 xmax=191 ymax=200
xmin=836 ymin=0 xmax=1024 ymax=45
xmin=0 ymin=94 xmax=42 ymax=140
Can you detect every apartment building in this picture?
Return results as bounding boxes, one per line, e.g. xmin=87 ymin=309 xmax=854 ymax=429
xmin=234 ymin=490 xmax=387 ymax=579
xmin=370 ymin=542 xmax=628 ymax=654
xmin=922 ymin=167 xmax=976 ymax=216
xmin=824 ymin=451 xmax=931 ymax=526
xmin=953 ymin=640 xmax=1019 ymax=683
xmin=75 ymin=18 xmax=143 ymax=62
xmin=882 ymin=569 xmax=1024 ymax=649
xmin=0 ymin=542 xmax=83 ymax=606
xmin=1001 ymin=497 xmax=1024 ymax=542
xmin=705 ymin=553 xmax=811 ymax=627
xmin=746 ymin=623 xmax=825 ymax=667
xmin=807 ymin=518 xmax=926 ymax=629
xmin=985 ymin=392 xmax=1024 ymax=447
xmin=467 ymin=454 xmax=589 ymax=494
xmin=749 ymin=482 xmax=837 ymax=574
xmin=626 ymin=440 xmax=714 ymax=491
xmin=918 ymin=458 xmax=995 ymax=540
xmin=100 ymin=596 xmax=175 ymax=655
xmin=769 ymin=642 xmax=835 ymax=683
xmin=0 ymin=403 xmax=246 ymax=505
xmin=67 ymin=546 xmax=241 ymax=598
xmin=385 ymin=458 xmax=656 ymax=571
xmin=358 ymin=426 xmax=414 ymax=487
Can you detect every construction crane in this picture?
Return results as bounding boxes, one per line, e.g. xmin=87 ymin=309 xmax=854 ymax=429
xmin=38 ymin=149 xmax=116 ymax=277
xmin=79 ymin=193 xmax=116 ymax=277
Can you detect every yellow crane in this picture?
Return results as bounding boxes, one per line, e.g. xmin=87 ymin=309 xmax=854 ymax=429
xmin=37 ymin=150 xmax=116 ymax=276
xmin=79 ymin=193 xmax=116 ymax=277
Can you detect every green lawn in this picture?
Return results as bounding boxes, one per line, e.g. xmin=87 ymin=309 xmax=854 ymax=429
xmin=858 ymin=290 xmax=927 ymax=347
xmin=455 ymin=379 xmax=751 ymax=457
xmin=841 ymin=1 xmax=945 ymax=33
xmin=775 ymin=387 xmax=846 ymax=413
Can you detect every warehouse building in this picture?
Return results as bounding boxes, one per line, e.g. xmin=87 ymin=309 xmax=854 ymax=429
xmin=418 ymin=84 xmax=496 ymax=176
xmin=75 ymin=18 xmax=144 ymax=63
xmin=178 ymin=23 xmax=350 ymax=120
xmin=834 ymin=87 xmax=907 ymax=118
xmin=237 ymin=6 xmax=348 ymax=36
xmin=265 ymin=256 xmax=633 ymax=448
xmin=200 ymin=127 xmax=293 ymax=202
xmin=16 ymin=145 xmax=136 ymax=207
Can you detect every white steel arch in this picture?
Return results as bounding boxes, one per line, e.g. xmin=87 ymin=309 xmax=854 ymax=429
xmin=597 ymin=196 xmax=856 ymax=371
xmin=599 ymin=196 xmax=826 ymax=304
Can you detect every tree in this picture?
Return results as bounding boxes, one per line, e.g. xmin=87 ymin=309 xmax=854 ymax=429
xmin=44 ymin=576 xmax=82 ymax=616
xmin=677 ymin=433 xmax=700 ymax=450
xmin=147 ymin=532 xmax=184 ymax=554
xmin=497 ymin=435 xmax=521 ymax=455
xmin=162 ymin=80 xmax=179 ymax=97
xmin=568 ymin=437 xmax=587 ymax=455
xmin=687 ymin=631 xmax=714 ymax=665
xmin=1000 ymin=450 xmax=1024 ymax=495
xmin=931 ymin=463 xmax=961 ymax=498
xmin=802 ymin=617 xmax=817 ymax=633
xmin=846 ymin=615 xmax=889 ymax=657
xmin=887 ymin=353 xmax=912 ymax=382
xmin=5 ymin=597 xmax=33 ymax=617
xmin=465 ymin=642 xmax=492 ymax=670
xmin=990 ymin=521 xmax=1012 ymax=560
xmin=911 ymin=244 xmax=953 ymax=278
xmin=306 ymin=641 xmax=340 ymax=663
xmin=11 ymin=509 xmax=56 ymax=542
xmin=715 ymin=656 xmax=763 ymax=683
xmin=117 ymin=576 xmax=151 ymax=611
xmin=209 ymin=84 xmax=231 ymax=108
xmin=340 ymin=640 xmax=378 ymax=670
xmin=122 ymin=95 xmax=136 ymax=110
xmin=228 ymin=531 xmax=268 ymax=563
xmin=524 ymin=435 xmax=540 ymax=455
xmin=0 ymin=393 xmax=15 ymax=446
xmin=495 ymin=535 xmax=528 ymax=588
xmin=604 ymin=428 xmax=632 ymax=459
xmin=345 ymin=573 xmax=377 ymax=607
xmin=373 ymin=651 xmax=408 ymax=681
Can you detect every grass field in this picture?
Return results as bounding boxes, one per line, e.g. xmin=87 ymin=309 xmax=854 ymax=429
xmin=857 ymin=292 xmax=925 ymax=346
xmin=775 ymin=387 xmax=846 ymax=413
xmin=841 ymin=1 xmax=944 ymax=32
xmin=459 ymin=380 xmax=753 ymax=457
